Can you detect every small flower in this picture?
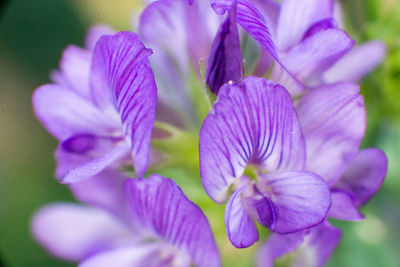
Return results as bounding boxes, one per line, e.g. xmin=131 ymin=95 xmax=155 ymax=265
xmin=199 ymin=76 xmax=331 ymax=248
xmin=33 ymin=31 xmax=157 ymax=183
xmin=32 ymin=174 xmax=221 ymax=267
xmin=209 ymin=0 xmax=385 ymax=94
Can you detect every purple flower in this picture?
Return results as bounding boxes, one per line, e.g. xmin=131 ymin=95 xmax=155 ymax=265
xmin=209 ymin=0 xmax=385 ymax=94
xmin=257 ymin=149 xmax=387 ymax=267
xmin=33 ymin=30 xmax=157 ymax=183
xmin=199 ymin=76 xmax=331 ymax=248
xmin=32 ymin=174 xmax=221 ymax=267
xmin=257 ymin=83 xmax=388 ymax=266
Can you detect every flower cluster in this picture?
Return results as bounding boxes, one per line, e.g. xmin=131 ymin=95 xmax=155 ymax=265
xmin=32 ymin=0 xmax=387 ymax=266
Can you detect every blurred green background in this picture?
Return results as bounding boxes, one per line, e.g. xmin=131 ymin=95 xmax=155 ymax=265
xmin=0 ymin=0 xmax=399 ymax=266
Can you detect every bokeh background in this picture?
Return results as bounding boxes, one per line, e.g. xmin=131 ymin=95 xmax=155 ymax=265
xmin=0 ymin=0 xmax=399 ymax=266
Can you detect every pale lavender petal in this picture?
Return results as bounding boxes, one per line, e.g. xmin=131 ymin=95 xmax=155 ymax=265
xmin=32 ymin=84 xmax=118 ymax=141
xmin=298 ymin=222 xmax=342 ymax=267
xmin=297 ymin=82 xmax=366 ymax=186
xmin=125 ymin=175 xmax=221 ymax=267
xmin=200 ymin=77 xmax=305 ymax=202
xmin=62 ymin=144 xmax=130 ymax=183
xmin=91 ymin=31 xmax=157 ymax=177
xmin=56 ymin=45 xmax=92 ymax=98
xmin=328 ymin=189 xmax=364 ymax=221
xmin=140 ymin=0 xmax=189 ymax=76
xmin=279 ymin=28 xmax=354 ymax=83
xmin=85 ymin=24 xmax=115 ymax=51
xmin=225 ymin=181 xmax=259 ymax=248
xmin=139 ymin=0 xmax=217 ymax=116
xmin=256 ymin=230 xmax=305 ymax=267
xmin=257 ymin=221 xmax=341 ymax=267
xmin=69 ymin=169 xmax=127 ymax=216
xmin=185 ymin=0 xmax=219 ymax=69
xmin=337 ymin=148 xmax=388 ymax=206
xmin=79 ymin=244 xmax=162 ymax=267
xmin=323 ymin=41 xmax=386 ymax=83
xmin=276 ymin=0 xmax=334 ymax=51
xmin=333 ymin=1 xmax=344 ymax=28
xmin=141 ymin=0 xmax=216 ymax=71
xmin=205 ymin=5 xmax=242 ymax=94
xmin=258 ymin=171 xmax=331 ymax=234
xmin=31 ymin=203 xmax=131 ymax=261
xmin=211 ymin=0 xmax=304 ymax=96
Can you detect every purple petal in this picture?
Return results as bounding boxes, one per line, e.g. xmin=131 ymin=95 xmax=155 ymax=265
xmin=31 ymin=203 xmax=131 ymax=261
xmin=257 ymin=221 xmax=341 ymax=267
xmin=62 ymin=144 xmax=130 ymax=183
xmin=225 ymin=181 xmax=259 ymax=248
xmin=69 ymin=169 xmax=127 ymax=216
xmin=85 ymin=24 xmax=115 ymax=51
xmin=336 ymin=148 xmax=388 ymax=206
xmin=276 ymin=0 xmax=334 ymax=51
xmin=205 ymin=5 xmax=242 ymax=94
xmin=278 ymin=28 xmax=354 ymax=83
xmin=302 ymin=17 xmax=338 ymax=40
xmin=32 ymin=84 xmax=119 ymax=141
xmin=125 ymin=175 xmax=221 ymax=267
xmin=140 ymin=0 xmax=190 ymax=74
xmin=211 ymin=0 xmax=275 ymax=58
xmin=199 ymin=77 xmax=305 ymax=202
xmin=258 ymin=171 xmax=331 ymax=234
xmin=54 ymin=45 xmax=92 ymax=98
xmin=323 ymin=41 xmax=386 ymax=83
xmin=256 ymin=230 xmax=305 ymax=267
xmin=55 ymin=143 xmax=130 ymax=204
xmin=140 ymin=0 xmax=217 ymax=71
xmin=211 ymin=0 xmax=304 ymax=96
xmin=79 ymin=244 xmax=162 ymax=267
xmin=91 ymin=31 xmax=157 ymax=177
xmin=301 ymin=222 xmax=342 ymax=267
xmin=328 ymin=189 xmax=364 ymax=221
xmin=139 ymin=0 xmax=218 ymax=116
xmin=185 ymin=0 xmax=220 ymax=69
xmin=243 ymin=189 xmax=278 ymax=229
xmin=297 ymin=82 xmax=366 ymax=186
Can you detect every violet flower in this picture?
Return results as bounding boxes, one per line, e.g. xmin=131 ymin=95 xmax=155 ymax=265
xmin=33 ymin=30 xmax=157 ymax=183
xmin=32 ymin=174 xmax=221 ymax=267
xmin=208 ymin=0 xmax=385 ymax=95
xmin=256 ymin=84 xmax=388 ymax=266
xmin=257 ymin=149 xmax=388 ymax=267
xmin=199 ymin=76 xmax=331 ymax=248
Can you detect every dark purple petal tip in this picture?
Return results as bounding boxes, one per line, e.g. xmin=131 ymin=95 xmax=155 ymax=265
xmin=205 ymin=5 xmax=242 ymax=94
